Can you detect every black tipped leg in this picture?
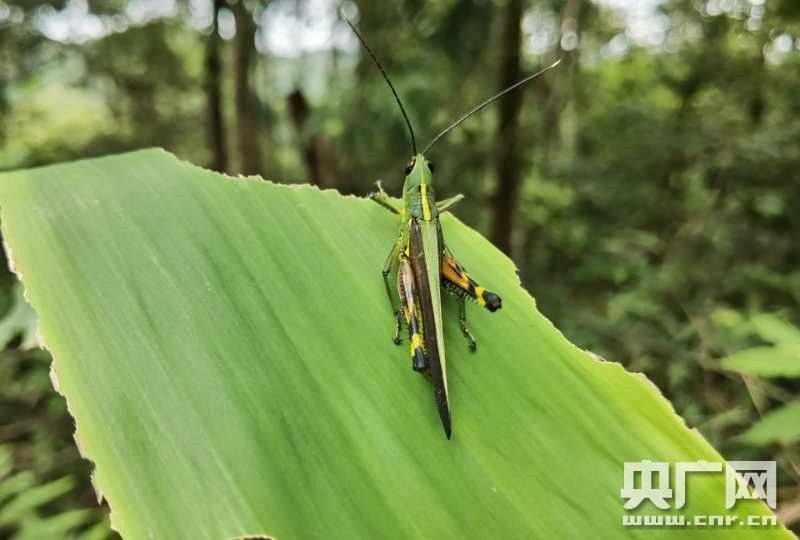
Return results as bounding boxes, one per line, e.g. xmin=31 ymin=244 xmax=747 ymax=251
xmin=483 ymin=292 xmax=502 ymax=312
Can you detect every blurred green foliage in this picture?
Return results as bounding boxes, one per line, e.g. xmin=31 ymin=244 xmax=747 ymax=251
xmin=1 ymin=0 xmax=799 ymax=535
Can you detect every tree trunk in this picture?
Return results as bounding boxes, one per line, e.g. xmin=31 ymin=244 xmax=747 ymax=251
xmin=490 ymin=0 xmax=525 ymax=256
xmin=288 ymin=89 xmax=324 ymax=186
xmin=548 ymin=0 xmax=580 ymax=163
xmin=204 ymin=0 xmax=228 ymax=173
xmin=232 ymin=1 xmax=263 ymax=175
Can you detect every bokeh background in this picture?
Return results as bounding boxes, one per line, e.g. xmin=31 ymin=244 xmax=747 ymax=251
xmin=1 ymin=0 xmax=799 ymax=537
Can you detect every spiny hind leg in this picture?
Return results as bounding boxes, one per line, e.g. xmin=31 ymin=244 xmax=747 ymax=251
xmin=382 ymin=239 xmax=403 ymax=345
xmin=398 ymin=257 xmax=428 ymax=372
xmin=441 ymin=248 xmax=502 ymax=312
xmin=457 ymin=295 xmax=477 ymax=352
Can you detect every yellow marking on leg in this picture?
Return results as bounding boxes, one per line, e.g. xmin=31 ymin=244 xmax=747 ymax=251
xmin=475 ymin=286 xmax=487 ymax=306
xmin=442 ymin=258 xmax=470 ymax=290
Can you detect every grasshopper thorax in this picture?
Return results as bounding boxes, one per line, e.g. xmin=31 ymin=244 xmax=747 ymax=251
xmin=403 ymin=153 xmax=437 ymax=221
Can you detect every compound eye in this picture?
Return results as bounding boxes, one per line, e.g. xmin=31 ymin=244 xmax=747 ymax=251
xmin=427 ymin=161 xmax=435 ymax=173
xmin=404 ymin=159 xmax=415 ymax=175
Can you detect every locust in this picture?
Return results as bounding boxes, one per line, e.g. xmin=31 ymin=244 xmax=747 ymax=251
xmin=345 ymin=18 xmax=559 ymax=439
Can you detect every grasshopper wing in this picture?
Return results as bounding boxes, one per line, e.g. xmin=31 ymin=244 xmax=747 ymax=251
xmin=409 ymin=218 xmax=451 ymax=438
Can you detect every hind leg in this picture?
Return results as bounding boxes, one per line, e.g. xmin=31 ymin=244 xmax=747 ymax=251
xmin=441 ymin=247 xmax=502 ymax=312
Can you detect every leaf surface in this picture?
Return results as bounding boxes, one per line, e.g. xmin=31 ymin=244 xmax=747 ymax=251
xmin=721 ymin=347 xmax=800 ymax=378
xmin=740 ymin=402 xmax=800 ymax=446
xmin=0 ymin=150 xmax=790 ymax=539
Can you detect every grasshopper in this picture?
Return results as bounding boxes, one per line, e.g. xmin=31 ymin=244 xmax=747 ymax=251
xmin=345 ymin=18 xmax=559 ymax=439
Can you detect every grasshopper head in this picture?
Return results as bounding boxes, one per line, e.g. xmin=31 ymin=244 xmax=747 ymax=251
xmin=402 ymin=153 xmax=435 ymax=194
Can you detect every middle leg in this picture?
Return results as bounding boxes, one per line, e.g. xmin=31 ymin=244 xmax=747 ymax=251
xmin=458 ymin=295 xmax=477 ymax=352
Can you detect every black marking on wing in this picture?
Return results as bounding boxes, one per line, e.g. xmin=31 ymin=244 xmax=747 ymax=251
xmin=409 ymin=218 xmax=451 ymax=439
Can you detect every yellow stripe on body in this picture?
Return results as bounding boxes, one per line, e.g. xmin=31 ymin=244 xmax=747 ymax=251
xmin=410 ymin=333 xmax=423 ymax=351
xmin=420 ymin=183 xmax=432 ymax=221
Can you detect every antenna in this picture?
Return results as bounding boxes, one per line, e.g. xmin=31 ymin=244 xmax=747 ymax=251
xmin=422 ymin=59 xmax=561 ymax=155
xmin=343 ymin=16 xmax=417 ymax=156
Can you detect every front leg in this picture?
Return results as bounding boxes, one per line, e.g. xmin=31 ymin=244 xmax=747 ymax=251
xmin=371 ymin=180 xmax=401 ymax=214
xmin=436 ymin=193 xmax=464 ymax=213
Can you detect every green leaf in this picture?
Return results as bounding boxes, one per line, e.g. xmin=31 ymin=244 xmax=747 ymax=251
xmin=0 ymin=445 xmax=12 ymax=479
xmin=739 ymin=402 xmax=800 ymax=446
xmin=16 ymin=508 xmax=95 ymax=540
xmin=79 ymin=517 xmax=116 ymax=540
xmin=0 ymin=149 xmax=789 ymax=539
xmin=720 ymin=346 xmax=800 ymax=378
xmin=0 ymin=477 xmax=74 ymax=526
xmin=0 ymin=471 xmax=36 ymax=503
xmin=750 ymin=313 xmax=800 ymax=346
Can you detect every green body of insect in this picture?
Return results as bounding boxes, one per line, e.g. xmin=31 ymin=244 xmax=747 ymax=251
xmin=343 ymin=14 xmax=557 ymax=439
xmin=372 ymin=154 xmax=502 ymax=439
